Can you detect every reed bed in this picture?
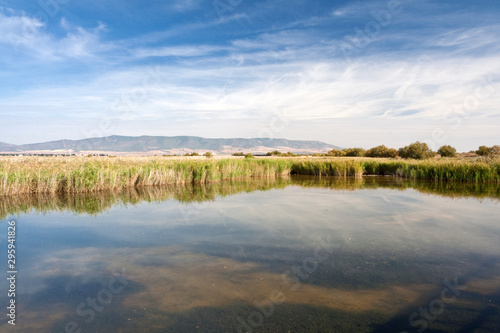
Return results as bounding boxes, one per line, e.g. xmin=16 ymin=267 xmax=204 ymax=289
xmin=0 ymin=156 xmax=293 ymax=195
xmin=361 ymin=158 xmax=500 ymax=181
xmin=290 ymin=157 xmax=500 ymax=182
xmin=0 ymin=156 xmax=499 ymax=196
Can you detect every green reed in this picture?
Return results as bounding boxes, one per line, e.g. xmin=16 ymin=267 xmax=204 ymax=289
xmin=0 ymin=156 xmax=499 ymax=196
xmin=0 ymin=156 xmax=294 ymax=195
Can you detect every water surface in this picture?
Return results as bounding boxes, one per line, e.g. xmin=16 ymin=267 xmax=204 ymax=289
xmin=1 ymin=176 xmax=499 ymax=332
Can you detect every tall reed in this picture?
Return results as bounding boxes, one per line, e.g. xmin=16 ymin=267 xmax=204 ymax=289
xmin=0 ymin=156 xmax=293 ymax=195
xmin=1 ymin=156 xmax=499 ymax=196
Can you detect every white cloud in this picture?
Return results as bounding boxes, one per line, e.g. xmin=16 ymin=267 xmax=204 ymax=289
xmin=58 ymin=20 xmax=110 ymax=59
xmin=0 ymin=11 xmax=51 ymax=55
xmin=330 ymin=0 xmax=403 ymax=19
xmin=1 ymin=2 xmax=499 ymax=151
xmin=166 ymin=0 xmax=204 ymax=12
xmin=0 ymin=11 xmax=110 ymax=61
xmin=425 ymin=26 xmax=500 ymax=53
xmin=4 ymin=48 xmax=498 ymax=125
xmin=133 ymin=45 xmax=224 ymax=58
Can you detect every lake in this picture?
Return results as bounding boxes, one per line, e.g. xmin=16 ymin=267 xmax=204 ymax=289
xmin=1 ymin=176 xmax=499 ymax=332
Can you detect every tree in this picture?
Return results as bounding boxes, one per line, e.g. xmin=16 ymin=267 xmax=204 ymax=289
xmin=476 ymin=146 xmax=493 ymax=156
xmin=398 ymin=141 xmax=434 ymax=159
xmin=342 ymin=148 xmax=366 ymax=157
xmin=437 ymin=145 xmax=457 ymax=158
xmin=326 ymin=149 xmax=345 ymax=157
xmin=490 ymin=145 xmax=500 ymax=155
xmin=365 ymin=145 xmax=398 ymax=158
xmin=244 ymin=153 xmax=254 ymax=159
xmin=267 ymin=150 xmax=282 ymax=156
xmin=204 ymin=152 xmax=213 ymax=158
xmin=385 ymin=148 xmax=399 ymax=158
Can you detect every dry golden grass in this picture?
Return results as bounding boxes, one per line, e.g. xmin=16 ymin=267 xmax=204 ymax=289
xmin=0 ymin=156 xmax=292 ymax=195
xmin=1 ymin=155 xmax=499 ymax=196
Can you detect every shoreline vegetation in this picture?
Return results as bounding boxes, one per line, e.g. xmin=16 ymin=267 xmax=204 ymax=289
xmin=0 ymin=156 xmax=499 ymax=196
xmin=1 ymin=175 xmax=499 ymax=219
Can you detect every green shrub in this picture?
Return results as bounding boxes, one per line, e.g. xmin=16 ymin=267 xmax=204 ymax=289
xmin=244 ymin=153 xmax=255 ymax=159
xmin=365 ymin=145 xmax=398 ymax=158
xmin=492 ymin=145 xmax=500 ymax=155
xmin=399 ymin=142 xmax=434 ymax=159
xmin=267 ymin=150 xmax=282 ymax=156
xmin=326 ymin=149 xmax=346 ymax=157
xmin=204 ymin=152 xmax=213 ymax=158
xmin=342 ymin=148 xmax=366 ymax=157
xmin=476 ymin=146 xmax=493 ymax=156
xmin=437 ymin=145 xmax=457 ymax=158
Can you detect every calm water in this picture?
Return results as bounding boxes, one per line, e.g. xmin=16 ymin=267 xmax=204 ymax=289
xmin=1 ymin=176 xmax=499 ymax=332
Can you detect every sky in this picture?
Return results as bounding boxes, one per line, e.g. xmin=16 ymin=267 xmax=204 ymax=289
xmin=0 ymin=0 xmax=499 ymax=151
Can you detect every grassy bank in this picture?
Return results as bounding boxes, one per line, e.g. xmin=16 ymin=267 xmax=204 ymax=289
xmin=291 ymin=157 xmax=500 ymax=182
xmin=0 ymin=156 xmax=292 ymax=195
xmin=0 ymin=156 xmax=499 ymax=195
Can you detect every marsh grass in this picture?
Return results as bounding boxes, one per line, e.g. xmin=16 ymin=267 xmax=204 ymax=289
xmin=0 ymin=156 xmax=293 ymax=195
xmin=362 ymin=157 xmax=500 ymax=181
xmin=290 ymin=157 xmax=500 ymax=182
xmin=0 ymin=156 xmax=499 ymax=196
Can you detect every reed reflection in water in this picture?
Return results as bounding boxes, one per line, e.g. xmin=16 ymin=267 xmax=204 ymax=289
xmin=2 ymin=176 xmax=499 ymax=219
xmin=0 ymin=176 xmax=499 ymax=332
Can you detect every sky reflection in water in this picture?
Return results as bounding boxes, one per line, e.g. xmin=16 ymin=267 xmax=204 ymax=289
xmin=1 ymin=176 xmax=499 ymax=332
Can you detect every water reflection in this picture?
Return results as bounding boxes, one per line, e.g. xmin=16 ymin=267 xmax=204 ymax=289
xmin=1 ymin=176 xmax=499 ymax=219
xmin=0 ymin=176 xmax=499 ymax=332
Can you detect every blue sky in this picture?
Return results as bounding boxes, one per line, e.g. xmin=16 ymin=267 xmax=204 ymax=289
xmin=0 ymin=0 xmax=499 ymax=151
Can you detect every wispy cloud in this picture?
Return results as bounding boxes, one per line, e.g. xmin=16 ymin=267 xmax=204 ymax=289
xmin=0 ymin=10 xmax=111 ymax=62
xmin=165 ymin=0 xmax=204 ymax=13
xmin=0 ymin=1 xmax=499 ymax=150
xmin=133 ymin=45 xmax=225 ymax=58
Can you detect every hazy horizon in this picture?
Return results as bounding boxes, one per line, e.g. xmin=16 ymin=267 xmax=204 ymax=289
xmin=1 ymin=0 xmax=499 ymax=151
xmin=0 ymin=134 xmax=486 ymax=153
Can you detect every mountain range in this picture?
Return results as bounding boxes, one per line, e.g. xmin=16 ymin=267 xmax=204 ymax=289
xmin=0 ymin=136 xmax=340 ymax=155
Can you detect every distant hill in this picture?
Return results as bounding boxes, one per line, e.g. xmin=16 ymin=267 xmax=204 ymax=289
xmin=0 ymin=136 xmax=340 ymax=155
xmin=0 ymin=142 xmax=19 ymax=151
